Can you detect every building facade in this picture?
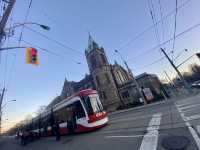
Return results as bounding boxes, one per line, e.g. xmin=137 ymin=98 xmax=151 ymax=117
xmin=48 ymin=36 xmax=165 ymax=111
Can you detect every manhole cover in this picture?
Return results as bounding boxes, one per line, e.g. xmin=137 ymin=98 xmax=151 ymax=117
xmin=162 ymin=136 xmax=190 ymax=150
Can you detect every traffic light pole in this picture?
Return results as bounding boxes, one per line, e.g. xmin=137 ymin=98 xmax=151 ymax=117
xmin=0 ymin=0 xmax=16 ymax=135
xmin=161 ymin=48 xmax=191 ymax=93
xmin=0 ymin=88 xmax=6 ymax=135
xmin=0 ymin=0 xmax=16 ymax=44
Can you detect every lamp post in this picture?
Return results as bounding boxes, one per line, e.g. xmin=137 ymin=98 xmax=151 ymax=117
xmin=1 ymin=100 xmax=16 ymax=110
xmin=5 ymin=22 xmax=50 ymax=31
xmin=0 ymin=100 xmax=16 ymax=135
xmin=114 ymin=50 xmax=147 ymax=104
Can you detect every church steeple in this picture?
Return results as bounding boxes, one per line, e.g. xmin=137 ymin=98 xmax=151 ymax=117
xmin=86 ymin=33 xmax=99 ymax=53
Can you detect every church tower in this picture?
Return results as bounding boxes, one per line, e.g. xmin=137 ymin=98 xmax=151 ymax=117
xmin=60 ymin=78 xmax=74 ymax=99
xmin=85 ymin=34 xmax=121 ymax=111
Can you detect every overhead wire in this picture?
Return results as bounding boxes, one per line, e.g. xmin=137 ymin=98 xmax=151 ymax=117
xmin=158 ymin=0 xmax=165 ymax=43
xmin=127 ymin=22 xmax=200 ymax=62
xmin=11 ymin=36 xmax=82 ymax=64
xmin=158 ymin=0 xmax=166 ymax=70
xmin=18 ymin=0 xmax=32 ymax=45
xmin=172 ymin=0 xmax=178 ymax=61
xmin=148 ymin=0 xmax=161 ymax=46
xmin=133 ymin=56 xmax=165 ymax=71
xmin=117 ymin=0 xmax=192 ymax=51
xmin=24 ymin=26 xmax=83 ymax=55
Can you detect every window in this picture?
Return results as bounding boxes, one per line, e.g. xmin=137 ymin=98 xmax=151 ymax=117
xmin=74 ymin=101 xmax=86 ymax=119
xmin=91 ymin=56 xmax=97 ymax=69
xmin=82 ymin=95 xmax=104 ymax=115
xmin=96 ymin=75 xmax=100 ymax=86
xmin=54 ymin=107 xmax=69 ymax=122
xmin=100 ymin=54 xmax=106 ymax=64
xmin=89 ymin=95 xmax=104 ymax=112
xmin=105 ymin=73 xmax=110 ymax=83
xmin=82 ymin=96 xmax=93 ymax=115
xmin=122 ymin=91 xmax=130 ymax=99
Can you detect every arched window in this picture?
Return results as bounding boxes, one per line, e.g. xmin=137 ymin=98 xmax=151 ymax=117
xmin=100 ymin=54 xmax=106 ymax=64
xmin=91 ymin=56 xmax=97 ymax=69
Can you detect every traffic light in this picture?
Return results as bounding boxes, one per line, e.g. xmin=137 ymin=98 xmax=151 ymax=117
xmin=26 ymin=48 xmax=39 ymax=65
xmin=196 ymin=53 xmax=200 ymax=59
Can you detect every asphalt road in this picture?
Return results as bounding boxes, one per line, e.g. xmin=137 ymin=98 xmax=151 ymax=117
xmin=1 ymin=93 xmax=200 ymax=150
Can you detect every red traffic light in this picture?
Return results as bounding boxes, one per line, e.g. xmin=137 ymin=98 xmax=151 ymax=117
xmin=31 ymin=48 xmax=37 ymax=55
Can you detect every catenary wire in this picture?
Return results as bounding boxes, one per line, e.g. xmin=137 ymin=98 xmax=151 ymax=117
xmin=24 ymin=26 xmax=83 ymax=55
xmin=117 ymin=0 xmax=192 ymax=51
xmin=127 ymin=22 xmax=200 ymax=62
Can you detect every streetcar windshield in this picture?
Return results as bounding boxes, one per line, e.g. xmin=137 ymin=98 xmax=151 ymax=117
xmin=82 ymin=94 xmax=104 ymax=115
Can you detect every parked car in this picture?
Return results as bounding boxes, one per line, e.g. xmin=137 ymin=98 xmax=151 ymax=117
xmin=191 ymin=80 xmax=200 ymax=89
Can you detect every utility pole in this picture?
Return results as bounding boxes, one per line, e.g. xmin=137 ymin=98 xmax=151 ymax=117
xmin=0 ymin=87 xmax=6 ymax=134
xmin=0 ymin=0 xmax=16 ymax=44
xmin=161 ymin=48 xmax=191 ymax=93
xmin=115 ymin=50 xmax=147 ymax=104
xmin=0 ymin=0 xmax=16 ymax=135
xmin=164 ymin=71 xmax=174 ymax=85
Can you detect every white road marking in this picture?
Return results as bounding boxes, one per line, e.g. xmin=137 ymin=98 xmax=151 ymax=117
xmin=186 ymin=114 xmax=200 ymax=121
xmin=179 ymin=103 xmax=200 ymax=111
xmin=105 ymin=135 xmax=144 ymax=139
xmin=139 ymin=113 xmax=162 ymax=150
xmin=197 ymin=126 xmax=200 ymax=134
xmin=175 ymin=104 xmax=200 ymax=149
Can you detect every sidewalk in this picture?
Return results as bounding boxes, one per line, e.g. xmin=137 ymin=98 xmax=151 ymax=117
xmin=109 ymin=93 xmax=197 ymax=116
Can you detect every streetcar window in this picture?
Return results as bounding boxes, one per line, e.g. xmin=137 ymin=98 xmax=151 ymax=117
xmin=89 ymin=95 xmax=104 ymax=113
xmin=82 ymin=96 xmax=93 ymax=115
xmin=74 ymin=101 xmax=86 ymax=119
xmin=82 ymin=95 xmax=104 ymax=115
xmin=55 ymin=106 xmax=69 ymax=122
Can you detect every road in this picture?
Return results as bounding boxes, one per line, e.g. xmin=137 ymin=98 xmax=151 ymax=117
xmin=1 ymin=93 xmax=200 ymax=150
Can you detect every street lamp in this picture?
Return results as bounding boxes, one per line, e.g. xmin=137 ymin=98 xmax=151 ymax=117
xmin=1 ymin=100 xmax=16 ymax=110
xmin=5 ymin=22 xmax=50 ymax=31
xmin=0 ymin=100 xmax=16 ymax=135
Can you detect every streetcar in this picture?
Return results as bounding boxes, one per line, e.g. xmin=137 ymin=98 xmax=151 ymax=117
xmin=23 ymin=89 xmax=108 ymax=136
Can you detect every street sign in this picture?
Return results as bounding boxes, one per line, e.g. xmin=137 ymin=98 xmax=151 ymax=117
xmin=143 ymin=88 xmax=154 ymax=101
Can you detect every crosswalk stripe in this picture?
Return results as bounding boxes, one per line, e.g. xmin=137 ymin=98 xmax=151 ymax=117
xmin=186 ymin=114 xmax=200 ymax=121
xmin=139 ymin=113 xmax=162 ymax=150
xmin=197 ymin=125 xmax=200 ymax=135
xmin=175 ymin=104 xmax=200 ymax=149
xmin=179 ymin=103 xmax=200 ymax=111
xmin=105 ymin=135 xmax=144 ymax=138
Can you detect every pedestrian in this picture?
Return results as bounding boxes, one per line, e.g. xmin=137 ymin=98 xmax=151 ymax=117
xmin=55 ymin=120 xmax=61 ymax=141
xmin=20 ymin=129 xmax=29 ymax=146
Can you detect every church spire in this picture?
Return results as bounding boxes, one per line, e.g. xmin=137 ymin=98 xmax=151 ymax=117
xmin=86 ymin=32 xmax=99 ymax=53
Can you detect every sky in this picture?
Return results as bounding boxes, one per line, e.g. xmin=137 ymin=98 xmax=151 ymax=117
xmin=1 ymin=0 xmax=200 ymax=131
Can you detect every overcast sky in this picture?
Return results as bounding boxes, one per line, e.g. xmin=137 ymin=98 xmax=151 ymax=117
xmin=1 ymin=0 xmax=200 ymax=131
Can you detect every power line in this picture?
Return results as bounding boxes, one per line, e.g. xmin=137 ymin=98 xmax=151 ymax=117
xmin=133 ymin=56 xmax=165 ymax=71
xmin=11 ymin=36 xmax=82 ymax=64
xmin=24 ymin=26 xmax=83 ymax=55
xmin=172 ymin=0 xmax=178 ymax=61
xmin=127 ymin=22 xmax=200 ymax=62
xmin=18 ymin=0 xmax=33 ymax=45
xmin=158 ymin=0 xmax=165 ymax=42
xmin=148 ymin=0 xmax=161 ymax=47
xmin=117 ymin=0 xmax=192 ymax=51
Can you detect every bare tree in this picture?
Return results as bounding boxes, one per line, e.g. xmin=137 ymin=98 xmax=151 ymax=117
xmin=35 ymin=105 xmax=46 ymax=116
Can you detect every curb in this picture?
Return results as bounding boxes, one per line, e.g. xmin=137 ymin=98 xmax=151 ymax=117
xmin=108 ymin=94 xmax=194 ymax=116
xmin=109 ymin=100 xmax=166 ymax=116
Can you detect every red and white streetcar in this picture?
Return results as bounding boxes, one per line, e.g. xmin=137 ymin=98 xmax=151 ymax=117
xmin=24 ymin=89 xmax=108 ymax=136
